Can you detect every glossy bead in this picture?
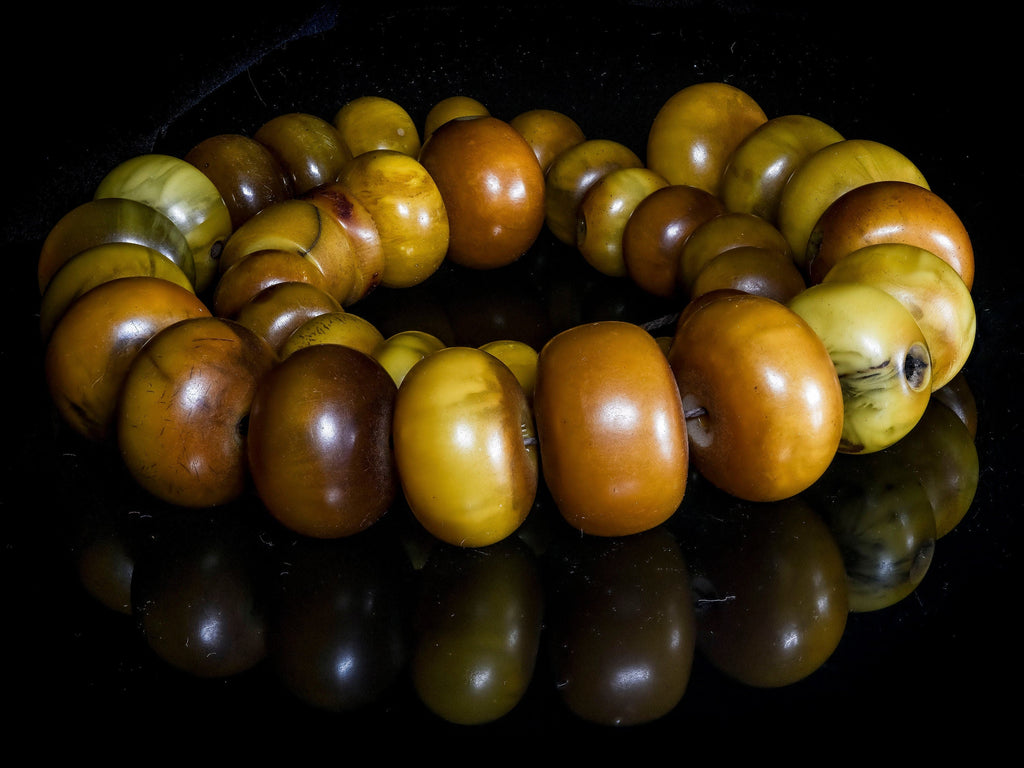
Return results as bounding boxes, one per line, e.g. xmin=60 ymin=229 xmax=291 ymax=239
xmin=646 ymin=81 xmax=767 ymax=196
xmin=677 ymin=210 xmax=792 ymax=295
xmin=278 ymin=310 xmax=385 ymax=360
xmin=720 ymin=114 xmax=844 ymax=222
xmin=302 ymin=180 xmax=386 ymax=304
xmin=534 ymin=321 xmax=688 ymax=536
xmin=116 ymin=316 xmax=277 ymax=507
xmin=576 ymin=166 xmax=669 ymax=277
xmin=544 ymin=138 xmax=642 ymax=246
xmin=393 ymin=346 xmax=538 ymax=548
xmin=668 ymin=292 xmax=844 ymax=501
xmin=212 ymin=248 xmax=331 ymax=318
xmin=423 ymin=95 xmax=489 ymax=139
xmin=622 ymin=184 xmax=725 ymax=298
xmin=45 ymin=276 xmax=211 ymax=442
xmin=247 ymin=344 xmax=398 ymax=538
xmin=478 ymin=339 xmax=539 ymax=404
xmin=777 ymin=138 xmax=930 ymax=269
xmin=689 ymin=497 xmax=848 ymax=688
xmin=689 ymin=244 xmax=806 ymax=304
xmin=254 ymin=112 xmax=353 ymax=195
xmin=545 ymin=527 xmax=695 ymax=726
xmin=412 ymin=538 xmax=542 ymax=725
xmin=37 ymin=197 xmax=195 ymax=294
xmin=332 ymin=95 xmax=421 ymax=157
xmin=509 ymin=108 xmax=586 ymax=172
xmin=822 ymin=242 xmax=976 ymax=391
xmin=94 ymin=153 xmax=232 ymax=294
xmin=39 ymin=241 xmax=195 ymax=341
xmin=788 ymin=281 xmax=933 ymax=454
xmin=419 ymin=115 xmax=546 ymax=270
xmin=185 ymin=133 xmax=293 ymax=229
xmin=234 ymin=281 xmax=343 ymax=354
xmin=371 ymin=330 xmax=447 ymax=388
xmin=336 ymin=150 xmax=449 ymax=289
xmin=807 ymin=179 xmax=974 ymax=290
xmin=219 ymin=198 xmax=358 ymax=305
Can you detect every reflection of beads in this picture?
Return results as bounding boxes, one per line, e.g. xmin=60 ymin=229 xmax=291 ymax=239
xmin=39 ymin=82 xmax=976 ymax=548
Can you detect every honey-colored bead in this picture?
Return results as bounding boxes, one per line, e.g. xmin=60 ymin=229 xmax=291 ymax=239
xmin=212 ymin=248 xmax=331 ymax=318
xmin=720 ymin=114 xmax=844 ymax=222
xmin=94 ymin=153 xmax=232 ymax=294
xmin=117 ymin=316 xmax=278 ymax=508
xmin=39 ymin=241 xmax=195 ymax=341
xmin=646 ymin=81 xmax=767 ymax=196
xmin=479 ymin=339 xmax=539 ymax=405
xmin=822 ymin=242 xmax=976 ymax=391
xmin=689 ymin=244 xmax=806 ymax=304
xmin=234 ymin=281 xmax=343 ymax=354
xmin=372 ymin=330 xmax=447 ymax=388
xmin=788 ymin=281 xmax=933 ymax=454
xmin=423 ymin=95 xmax=490 ymax=140
xmin=622 ymin=184 xmax=725 ymax=298
xmin=254 ymin=112 xmax=353 ymax=195
xmin=302 ymin=180 xmax=386 ymax=304
xmin=332 ymin=95 xmax=421 ymax=157
xmin=219 ymin=198 xmax=357 ymax=305
xmin=278 ymin=311 xmax=385 ymax=360
xmin=336 ymin=150 xmax=449 ymax=289
xmin=777 ymin=138 xmax=930 ymax=269
xmin=576 ymin=166 xmax=669 ymax=277
xmin=544 ymin=138 xmax=642 ymax=246
xmin=678 ymin=211 xmax=792 ymax=294
xmin=45 ymin=276 xmax=211 ymax=442
xmin=185 ymin=133 xmax=293 ymax=229
xmin=807 ymin=180 xmax=974 ymax=290
xmin=38 ymin=197 xmax=195 ymax=294
xmin=509 ymin=108 xmax=586 ymax=172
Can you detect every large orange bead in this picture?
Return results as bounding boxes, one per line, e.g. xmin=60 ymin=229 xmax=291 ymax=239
xmin=419 ymin=116 xmax=546 ymax=270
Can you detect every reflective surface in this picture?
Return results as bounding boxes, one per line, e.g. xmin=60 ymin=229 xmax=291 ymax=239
xmin=8 ymin=0 xmax=1016 ymax=752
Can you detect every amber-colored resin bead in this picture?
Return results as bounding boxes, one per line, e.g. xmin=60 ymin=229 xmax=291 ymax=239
xmin=622 ymin=184 xmax=726 ymax=298
xmin=720 ymin=114 xmax=844 ymax=222
xmin=576 ymin=166 xmax=668 ymax=277
xmin=94 ymin=153 xmax=233 ymax=294
xmin=254 ymin=112 xmax=353 ymax=195
xmin=777 ymin=138 xmax=929 ymax=269
xmin=185 ymin=133 xmax=293 ymax=229
xmin=689 ymin=244 xmax=806 ymax=304
xmin=116 ymin=316 xmax=277 ymax=508
xmin=212 ymin=248 xmax=331 ymax=318
xmin=646 ymin=81 xmax=767 ymax=196
xmin=38 ymin=197 xmax=196 ymax=294
xmin=278 ymin=311 xmax=385 ymax=359
xmin=393 ymin=346 xmax=538 ymax=548
xmin=234 ymin=281 xmax=344 ymax=354
xmin=807 ymin=179 xmax=974 ymax=289
xmin=45 ymin=276 xmax=211 ymax=442
xmin=247 ymin=344 xmax=398 ymax=538
xmin=544 ymin=138 xmax=642 ymax=246
xmin=677 ymin=211 xmax=792 ymax=295
xmin=534 ymin=321 xmax=688 ymax=537
xmin=668 ymin=292 xmax=844 ymax=501
xmin=423 ymin=95 xmax=490 ymax=139
xmin=333 ymin=95 xmax=421 ymax=157
xmin=509 ymin=108 xmax=586 ymax=173
xmin=219 ymin=198 xmax=358 ymax=305
xmin=419 ymin=115 xmax=546 ymax=270
xmin=336 ymin=149 xmax=449 ymax=289
xmin=302 ymin=180 xmax=386 ymax=303
xmin=39 ymin=241 xmax=196 ymax=341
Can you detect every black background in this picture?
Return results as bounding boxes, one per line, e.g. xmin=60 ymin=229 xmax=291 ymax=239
xmin=4 ymin=1 xmax=1018 ymax=757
